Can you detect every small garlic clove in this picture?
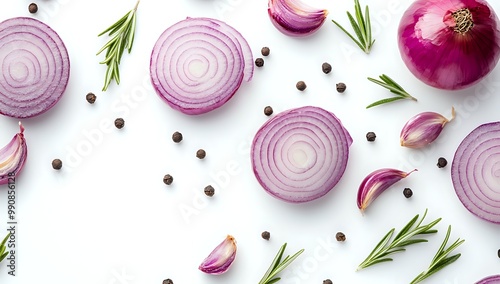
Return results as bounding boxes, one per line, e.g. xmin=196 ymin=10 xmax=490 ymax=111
xmin=400 ymin=107 xmax=455 ymax=148
xmin=199 ymin=235 xmax=237 ymax=275
xmin=268 ymin=0 xmax=328 ymax=37
xmin=357 ymin=168 xmax=417 ymax=212
xmin=0 ymin=122 xmax=27 ymax=184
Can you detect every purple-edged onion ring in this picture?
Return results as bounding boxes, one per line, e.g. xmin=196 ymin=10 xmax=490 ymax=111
xmin=251 ymin=106 xmax=352 ymax=203
xmin=0 ymin=17 xmax=70 ymax=118
xmin=150 ymin=17 xmax=253 ymax=115
xmin=452 ymin=122 xmax=500 ymax=224
xmin=476 ymin=275 xmax=500 ymax=284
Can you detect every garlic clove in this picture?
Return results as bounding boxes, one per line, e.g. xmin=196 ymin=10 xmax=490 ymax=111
xmin=357 ymin=168 xmax=417 ymax=212
xmin=400 ymin=107 xmax=455 ymax=148
xmin=0 ymin=122 xmax=27 ymax=184
xmin=268 ymin=0 xmax=328 ymax=37
xmin=199 ymin=235 xmax=237 ymax=275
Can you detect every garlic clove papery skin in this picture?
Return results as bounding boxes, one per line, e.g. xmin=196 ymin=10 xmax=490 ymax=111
xmin=268 ymin=0 xmax=328 ymax=37
xmin=357 ymin=168 xmax=417 ymax=212
xmin=0 ymin=122 xmax=27 ymax=184
xmin=199 ymin=235 xmax=237 ymax=275
xmin=400 ymin=107 xmax=455 ymax=148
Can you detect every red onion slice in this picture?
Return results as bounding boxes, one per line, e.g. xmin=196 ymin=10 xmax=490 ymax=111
xmin=0 ymin=17 xmax=70 ymax=118
xmin=476 ymin=275 xmax=500 ymax=284
xmin=452 ymin=122 xmax=500 ymax=224
xmin=251 ymin=106 xmax=352 ymax=203
xmin=150 ymin=17 xmax=253 ymax=115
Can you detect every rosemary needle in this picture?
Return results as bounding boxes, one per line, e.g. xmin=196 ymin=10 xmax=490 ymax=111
xmin=97 ymin=0 xmax=140 ymax=91
xmin=0 ymin=233 xmax=9 ymax=263
xmin=366 ymin=74 xmax=417 ymax=108
xmin=258 ymin=243 xmax=304 ymax=284
xmin=332 ymin=0 xmax=374 ymax=54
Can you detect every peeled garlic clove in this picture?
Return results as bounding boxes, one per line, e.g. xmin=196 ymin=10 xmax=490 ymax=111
xmin=268 ymin=0 xmax=328 ymax=37
xmin=400 ymin=107 xmax=455 ymax=148
xmin=357 ymin=168 xmax=417 ymax=212
xmin=0 ymin=123 xmax=27 ymax=184
xmin=199 ymin=235 xmax=237 ymax=275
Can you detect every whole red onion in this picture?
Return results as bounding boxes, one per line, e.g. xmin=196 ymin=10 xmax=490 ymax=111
xmin=398 ymin=0 xmax=500 ymax=90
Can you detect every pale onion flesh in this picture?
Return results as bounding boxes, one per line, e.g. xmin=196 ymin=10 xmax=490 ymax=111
xmin=268 ymin=0 xmax=328 ymax=37
xmin=251 ymin=106 xmax=352 ymax=203
xmin=0 ymin=123 xmax=27 ymax=184
xmin=0 ymin=17 xmax=70 ymax=118
xmin=452 ymin=122 xmax=500 ymax=224
xmin=150 ymin=17 xmax=253 ymax=115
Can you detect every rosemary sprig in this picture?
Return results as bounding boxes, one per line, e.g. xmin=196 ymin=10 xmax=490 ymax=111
xmin=357 ymin=209 xmax=440 ymax=271
xmin=410 ymin=226 xmax=464 ymax=284
xmin=331 ymin=0 xmax=374 ymax=54
xmin=96 ymin=0 xmax=140 ymax=91
xmin=366 ymin=74 xmax=417 ymax=108
xmin=258 ymin=243 xmax=304 ymax=284
xmin=0 ymin=233 xmax=9 ymax=263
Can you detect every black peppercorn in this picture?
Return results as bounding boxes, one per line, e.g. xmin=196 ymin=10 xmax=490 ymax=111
xmin=162 ymin=279 xmax=174 ymax=284
xmin=336 ymin=82 xmax=346 ymax=93
xmin=261 ymin=231 xmax=270 ymax=240
xmin=296 ymin=81 xmax=307 ymax=91
xmin=52 ymin=159 xmax=62 ymax=170
xmin=437 ymin=157 xmax=448 ymax=168
xmin=172 ymin=131 xmax=183 ymax=143
xmin=86 ymin=92 xmax=96 ymax=104
xmin=323 ymin=280 xmax=333 ymax=284
xmin=497 ymin=249 xmax=500 ymax=258
xmin=114 ymin=118 xmax=125 ymax=129
xmin=196 ymin=149 xmax=206 ymax=159
xmin=264 ymin=106 xmax=273 ymax=116
xmin=28 ymin=3 xmax=38 ymax=13
xmin=163 ymin=174 xmax=173 ymax=185
xmin=335 ymin=232 xmax=346 ymax=242
xmin=403 ymin=187 xmax=413 ymax=198
xmin=366 ymin=132 xmax=376 ymax=142
xmin=204 ymin=185 xmax=215 ymax=197
xmin=261 ymin=47 xmax=270 ymax=56
xmin=255 ymin=58 xmax=264 ymax=67
xmin=322 ymin=62 xmax=332 ymax=74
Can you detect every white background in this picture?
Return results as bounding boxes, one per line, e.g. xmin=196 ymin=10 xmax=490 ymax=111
xmin=0 ymin=0 xmax=500 ymax=283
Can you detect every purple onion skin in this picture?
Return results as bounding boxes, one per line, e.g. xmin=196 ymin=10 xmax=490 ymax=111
xmin=398 ymin=0 xmax=500 ymax=90
xmin=476 ymin=275 xmax=500 ymax=284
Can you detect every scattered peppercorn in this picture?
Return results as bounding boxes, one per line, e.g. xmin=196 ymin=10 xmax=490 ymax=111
xmin=335 ymin=232 xmax=346 ymax=242
xmin=296 ymin=81 xmax=307 ymax=91
xmin=323 ymin=280 xmax=333 ymax=284
xmin=336 ymin=82 xmax=346 ymax=93
xmin=322 ymin=62 xmax=332 ymax=74
xmin=196 ymin=149 xmax=206 ymax=159
xmin=255 ymin=58 xmax=264 ymax=67
xmin=437 ymin=157 xmax=448 ymax=168
xmin=497 ymin=249 xmax=500 ymax=258
xmin=403 ymin=187 xmax=413 ymax=198
xmin=28 ymin=3 xmax=38 ymax=13
xmin=162 ymin=279 xmax=174 ymax=284
xmin=52 ymin=159 xmax=62 ymax=170
xmin=261 ymin=47 xmax=270 ymax=56
xmin=366 ymin=131 xmax=376 ymax=142
xmin=163 ymin=174 xmax=173 ymax=185
xmin=114 ymin=118 xmax=125 ymax=129
xmin=264 ymin=106 xmax=273 ymax=116
xmin=261 ymin=231 xmax=271 ymax=240
xmin=86 ymin=92 xmax=96 ymax=104
xmin=172 ymin=131 xmax=183 ymax=143
xmin=204 ymin=185 xmax=215 ymax=197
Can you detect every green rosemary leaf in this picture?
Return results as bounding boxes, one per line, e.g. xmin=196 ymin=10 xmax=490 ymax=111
xmin=332 ymin=0 xmax=373 ymax=53
xmin=354 ymin=0 xmax=367 ymax=44
xmin=0 ymin=233 xmax=9 ymax=263
xmin=97 ymin=0 xmax=140 ymax=91
xmin=367 ymin=74 xmax=417 ymax=108
xmin=331 ymin=19 xmax=364 ymax=52
xmin=347 ymin=12 xmax=365 ymax=47
xmin=365 ymin=5 xmax=373 ymax=49
xmin=366 ymin=97 xmax=406 ymax=109
xmin=258 ymin=243 xmax=304 ymax=284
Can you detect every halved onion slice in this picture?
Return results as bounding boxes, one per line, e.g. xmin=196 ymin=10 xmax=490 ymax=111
xmin=452 ymin=122 xmax=500 ymax=224
xmin=0 ymin=17 xmax=70 ymax=118
xmin=150 ymin=17 xmax=253 ymax=115
xmin=251 ymin=106 xmax=352 ymax=203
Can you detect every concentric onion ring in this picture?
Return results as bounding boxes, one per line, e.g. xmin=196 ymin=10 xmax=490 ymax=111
xmin=452 ymin=122 xmax=500 ymax=224
xmin=251 ymin=106 xmax=352 ymax=203
xmin=150 ymin=17 xmax=253 ymax=115
xmin=0 ymin=17 xmax=70 ymax=118
xmin=476 ymin=275 xmax=500 ymax=284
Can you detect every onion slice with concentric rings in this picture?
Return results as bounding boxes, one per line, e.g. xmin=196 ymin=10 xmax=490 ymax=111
xmin=452 ymin=122 xmax=500 ymax=224
xmin=0 ymin=17 xmax=70 ymax=118
xmin=150 ymin=17 xmax=253 ymax=115
xmin=476 ymin=275 xmax=500 ymax=284
xmin=251 ymin=106 xmax=352 ymax=203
